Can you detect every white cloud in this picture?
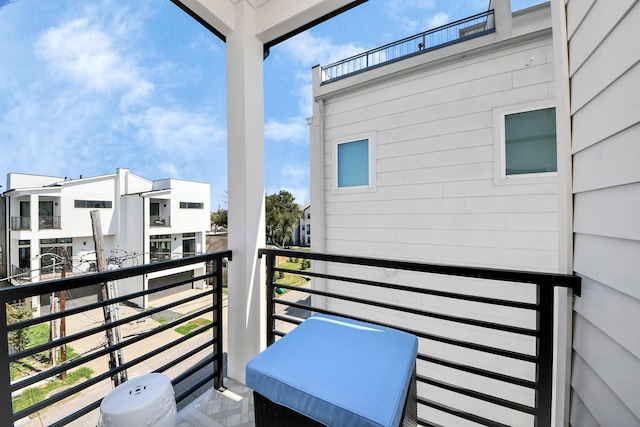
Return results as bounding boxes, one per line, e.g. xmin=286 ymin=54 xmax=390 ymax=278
xmin=37 ymin=18 xmax=151 ymax=98
xmin=128 ymin=106 xmax=226 ymax=157
xmin=281 ymin=164 xmax=308 ymax=180
xmin=387 ymin=0 xmax=437 ymax=33
xmin=281 ymin=31 xmax=369 ymax=68
xmin=427 ymin=12 xmax=449 ymax=29
xmin=264 ymin=118 xmax=307 ymax=143
xmin=159 ymin=162 xmax=179 ymax=177
xmin=298 ymin=83 xmax=313 ymax=119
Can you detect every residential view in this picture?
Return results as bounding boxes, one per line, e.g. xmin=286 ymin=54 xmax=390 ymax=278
xmin=0 ymin=0 xmax=637 ymax=426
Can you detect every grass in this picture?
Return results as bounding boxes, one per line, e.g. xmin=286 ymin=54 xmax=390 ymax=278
xmin=10 ymin=324 xmax=80 ymax=381
xmin=174 ymin=318 xmax=212 ymax=335
xmin=274 ymin=257 xmax=311 ymax=295
xmin=12 ymin=367 xmax=93 ymax=415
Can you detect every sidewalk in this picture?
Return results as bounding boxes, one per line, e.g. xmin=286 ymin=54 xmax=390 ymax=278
xmin=16 ymin=288 xmax=219 ymax=427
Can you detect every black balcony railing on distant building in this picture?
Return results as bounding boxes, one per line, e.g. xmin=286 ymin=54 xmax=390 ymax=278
xmin=260 ymin=248 xmax=581 ymax=427
xmin=321 ymin=10 xmax=495 ymax=82
xmin=0 ymin=251 xmax=229 ymax=427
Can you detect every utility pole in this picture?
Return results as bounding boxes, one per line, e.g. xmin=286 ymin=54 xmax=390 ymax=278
xmin=59 ymin=248 xmax=67 ymax=379
xmin=91 ymin=210 xmax=126 ymax=387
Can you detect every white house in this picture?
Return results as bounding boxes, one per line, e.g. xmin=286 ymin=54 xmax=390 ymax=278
xmin=310 ymin=1 xmax=559 ymax=273
xmin=293 ymin=205 xmax=311 ymax=247
xmin=3 ymin=168 xmax=210 ymax=312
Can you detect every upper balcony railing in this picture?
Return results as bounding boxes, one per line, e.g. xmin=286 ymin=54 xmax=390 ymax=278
xmin=10 ymin=217 xmax=30 ymax=230
xmin=39 ymin=215 xmax=61 ymax=229
xmin=150 ymin=215 xmax=170 ymax=227
xmin=9 ymin=216 xmax=62 ymax=230
xmin=0 ymin=251 xmax=229 ymax=427
xmin=260 ymin=248 xmax=581 ymax=427
xmin=320 ymin=9 xmax=495 ymax=83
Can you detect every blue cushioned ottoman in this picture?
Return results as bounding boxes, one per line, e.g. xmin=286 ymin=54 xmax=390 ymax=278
xmin=246 ymin=314 xmax=418 ymax=427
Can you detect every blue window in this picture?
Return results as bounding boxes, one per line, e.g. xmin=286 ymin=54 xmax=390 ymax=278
xmin=505 ymin=108 xmax=557 ymax=176
xmin=337 ymin=139 xmax=369 ymax=187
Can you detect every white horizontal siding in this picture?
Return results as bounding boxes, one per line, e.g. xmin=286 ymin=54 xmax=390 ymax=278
xmin=320 ymin=34 xmax=558 ymax=272
xmin=565 ymin=0 xmax=595 ymax=39
xmin=569 ymin=3 xmax=640 ymax=113
xmin=573 ymin=123 xmax=640 ymax=193
xmin=570 ymin=352 xmax=639 ymax=427
xmin=571 ymin=54 xmax=640 ymax=154
xmin=567 ymin=0 xmax=640 ymax=425
xmin=567 ymin=0 xmax=636 ymax=75
xmin=574 ymin=182 xmax=640 ymax=241
xmin=572 ymin=312 xmax=640 ymax=418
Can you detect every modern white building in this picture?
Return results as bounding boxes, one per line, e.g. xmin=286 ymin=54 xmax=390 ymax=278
xmin=310 ymin=1 xmax=559 ymax=273
xmin=3 ymin=168 xmax=210 ymax=312
xmin=293 ymin=205 xmax=311 ymax=247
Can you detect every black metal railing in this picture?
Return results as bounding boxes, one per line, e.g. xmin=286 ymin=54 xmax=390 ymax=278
xmin=259 ymin=248 xmax=581 ymax=427
xmin=0 ymin=250 xmax=230 ymax=427
xmin=321 ymin=10 xmax=495 ymax=82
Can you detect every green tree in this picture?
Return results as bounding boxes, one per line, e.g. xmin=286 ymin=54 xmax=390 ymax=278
xmin=265 ymin=190 xmax=301 ymax=248
xmin=7 ymin=303 xmax=33 ymax=352
xmin=211 ymin=208 xmax=228 ymax=228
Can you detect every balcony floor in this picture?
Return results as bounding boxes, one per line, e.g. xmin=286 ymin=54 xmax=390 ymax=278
xmin=176 ymin=282 xmax=312 ymax=427
xmin=177 ymin=379 xmax=254 ymax=427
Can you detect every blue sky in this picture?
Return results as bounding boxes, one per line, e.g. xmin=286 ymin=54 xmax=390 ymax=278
xmin=0 ymin=0 xmax=544 ymax=210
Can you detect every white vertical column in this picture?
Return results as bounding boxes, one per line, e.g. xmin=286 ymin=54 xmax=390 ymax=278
xmin=226 ymin=1 xmax=266 ymax=383
xmin=30 ymin=194 xmax=41 ymax=316
xmin=550 ymin=1 xmax=574 ymax=425
xmin=490 ymin=0 xmax=513 ymax=40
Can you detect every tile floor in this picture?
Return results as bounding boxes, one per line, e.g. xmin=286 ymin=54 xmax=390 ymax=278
xmin=177 ymin=379 xmax=255 ymax=427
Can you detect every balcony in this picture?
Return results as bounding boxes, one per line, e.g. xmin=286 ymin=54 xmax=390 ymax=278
xmin=10 ymin=217 xmax=30 ymax=231
xmin=9 ymin=216 xmax=62 ymax=231
xmin=150 ymin=215 xmax=171 ymax=227
xmin=38 ymin=216 xmax=61 ymax=230
xmin=0 ymin=249 xmax=580 ymax=427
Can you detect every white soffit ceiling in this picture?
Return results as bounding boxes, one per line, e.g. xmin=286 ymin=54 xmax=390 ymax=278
xmin=173 ymin=0 xmax=367 ymax=47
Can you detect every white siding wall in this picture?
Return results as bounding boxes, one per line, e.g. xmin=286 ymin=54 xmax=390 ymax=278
xmin=565 ymin=0 xmax=640 ymax=425
xmin=316 ymin=35 xmax=559 ymax=273
xmin=61 ymin=176 xmax=116 ymax=235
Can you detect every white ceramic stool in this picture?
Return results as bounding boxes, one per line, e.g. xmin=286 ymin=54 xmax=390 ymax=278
xmin=98 ymin=373 xmax=177 ymax=427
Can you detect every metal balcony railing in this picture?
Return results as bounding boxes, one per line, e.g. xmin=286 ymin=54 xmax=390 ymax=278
xmin=10 ymin=217 xmax=30 ymax=230
xmin=0 ymin=251 xmax=229 ymax=427
xmin=39 ymin=215 xmax=61 ymax=229
xmin=150 ymin=215 xmax=170 ymax=226
xmin=260 ymin=248 xmax=581 ymax=427
xmin=321 ymin=10 xmax=495 ymax=82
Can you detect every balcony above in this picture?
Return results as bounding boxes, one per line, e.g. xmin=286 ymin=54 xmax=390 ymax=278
xmin=320 ymin=9 xmax=495 ymax=83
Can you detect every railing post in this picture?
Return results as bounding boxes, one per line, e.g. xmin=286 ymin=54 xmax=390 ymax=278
xmin=0 ymin=303 xmax=13 ymax=427
xmin=537 ymin=284 xmax=555 ymax=427
xmin=214 ymin=258 xmax=224 ymax=390
xmin=265 ymin=253 xmax=276 ymax=346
